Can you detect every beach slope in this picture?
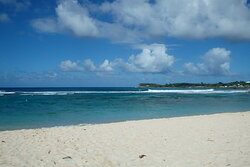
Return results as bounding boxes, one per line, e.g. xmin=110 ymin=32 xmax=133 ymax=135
xmin=1 ymin=111 xmax=250 ymax=167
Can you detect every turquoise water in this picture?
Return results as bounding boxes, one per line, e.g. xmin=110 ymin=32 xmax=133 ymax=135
xmin=0 ymin=87 xmax=250 ymax=130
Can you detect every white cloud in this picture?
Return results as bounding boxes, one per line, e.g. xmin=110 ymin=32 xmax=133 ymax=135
xmin=60 ymin=59 xmax=114 ymax=73
xmin=31 ymin=0 xmax=140 ymax=42
xmin=56 ymin=0 xmax=98 ymax=37
xmin=32 ymin=0 xmax=98 ymax=37
xmin=59 ymin=43 xmax=175 ymax=74
xmin=59 ymin=46 xmax=235 ymax=77
xmin=96 ymin=21 xmax=141 ymax=43
xmin=120 ymin=44 xmax=175 ymax=73
xmin=0 ymin=13 xmax=10 ymax=22
xmin=31 ymin=18 xmax=60 ymax=33
xmin=32 ymin=0 xmax=250 ymax=42
xmin=60 ymin=60 xmax=84 ymax=72
xmin=83 ymin=59 xmax=96 ymax=71
xmin=184 ymin=48 xmax=232 ymax=76
xmin=184 ymin=62 xmax=199 ymax=74
xmin=100 ymin=0 xmax=164 ymax=37
xmin=201 ymin=48 xmax=231 ymax=74
xmin=102 ymin=0 xmax=250 ymax=41
xmin=99 ymin=60 xmax=114 ymax=72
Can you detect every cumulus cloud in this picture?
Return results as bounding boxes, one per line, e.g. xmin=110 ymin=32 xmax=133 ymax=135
xmin=83 ymin=59 xmax=96 ymax=71
xmin=184 ymin=48 xmax=232 ymax=76
xmin=102 ymin=0 xmax=250 ymax=41
xmin=184 ymin=62 xmax=199 ymax=75
xmin=0 ymin=13 xmax=10 ymax=22
xmin=119 ymin=44 xmax=175 ymax=73
xmin=32 ymin=0 xmax=250 ymax=42
xmin=59 ymin=45 xmax=235 ymax=76
xmin=60 ymin=43 xmax=174 ymax=74
xmin=56 ymin=0 xmax=98 ymax=37
xmin=32 ymin=0 xmax=98 ymax=37
xmin=99 ymin=60 xmax=114 ymax=72
xmin=83 ymin=59 xmax=114 ymax=72
xmin=60 ymin=60 xmax=84 ymax=72
xmin=60 ymin=59 xmax=114 ymax=73
xmin=31 ymin=0 xmax=140 ymax=42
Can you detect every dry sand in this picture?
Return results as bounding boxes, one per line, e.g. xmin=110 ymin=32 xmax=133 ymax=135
xmin=1 ymin=111 xmax=250 ymax=167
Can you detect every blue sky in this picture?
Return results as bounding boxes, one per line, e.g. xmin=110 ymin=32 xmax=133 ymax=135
xmin=0 ymin=0 xmax=250 ymax=87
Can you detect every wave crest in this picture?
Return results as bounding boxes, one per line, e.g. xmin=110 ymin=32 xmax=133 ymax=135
xmin=1 ymin=89 xmax=249 ymax=96
xmin=147 ymin=89 xmax=249 ymax=94
xmin=0 ymin=91 xmax=16 ymax=96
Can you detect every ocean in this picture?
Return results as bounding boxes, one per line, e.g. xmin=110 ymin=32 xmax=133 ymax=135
xmin=0 ymin=87 xmax=250 ymax=131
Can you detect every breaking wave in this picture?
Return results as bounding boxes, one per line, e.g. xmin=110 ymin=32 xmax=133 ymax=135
xmin=20 ymin=91 xmax=142 ymax=95
xmin=146 ymin=89 xmax=249 ymax=94
xmin=0 ymin=89 xmax=248 ymax=96
xmin=0 ymin=91 xmax=16 ymax=96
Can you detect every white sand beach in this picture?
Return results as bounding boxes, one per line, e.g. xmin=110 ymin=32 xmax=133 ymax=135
xmin=1 ymin=111 xmax=250 ymax=167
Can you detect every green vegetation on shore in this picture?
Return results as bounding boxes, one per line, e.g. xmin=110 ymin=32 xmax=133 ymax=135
xmin=139 ymin=81 xmax=250 ymax=89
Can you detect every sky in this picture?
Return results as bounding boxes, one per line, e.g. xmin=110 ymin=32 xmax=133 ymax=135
xmin=0 ymin=0 xmax=250 ymax=87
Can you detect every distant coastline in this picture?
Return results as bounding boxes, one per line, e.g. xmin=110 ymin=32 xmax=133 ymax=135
xmin=138 ymin=81 xmax=250 ymax=89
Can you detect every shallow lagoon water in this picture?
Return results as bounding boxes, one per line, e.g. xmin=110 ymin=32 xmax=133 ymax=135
xmin=0 ymin=87 xmax=250 ymax=130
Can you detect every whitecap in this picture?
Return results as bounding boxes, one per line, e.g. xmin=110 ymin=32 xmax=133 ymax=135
xmin=0 ymin=91 xmax=16 ymax=96
xmin=146 ymin=89 xmax=249 ymax=94
xmin=18 ymin=89 xmax=250 ymax=95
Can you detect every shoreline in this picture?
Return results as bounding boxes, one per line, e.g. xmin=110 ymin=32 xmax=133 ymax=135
xmin=1 ymin=111 xmax=250 ymax=167
xmin=1 ymin=110 xmax=250 ymax=132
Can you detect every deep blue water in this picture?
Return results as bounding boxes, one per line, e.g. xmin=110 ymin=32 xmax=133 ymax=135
xmin=0 ymin=87 xmax=250 ymax=130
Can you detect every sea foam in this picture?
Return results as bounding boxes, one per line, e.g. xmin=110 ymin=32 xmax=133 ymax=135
xmin=0 ymin=91 xmax=16 ymax=96
xmin=1 ymin=89 xmax=249 ymax=96
xmin=146 ymin=89 xmax=249 ymax=94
